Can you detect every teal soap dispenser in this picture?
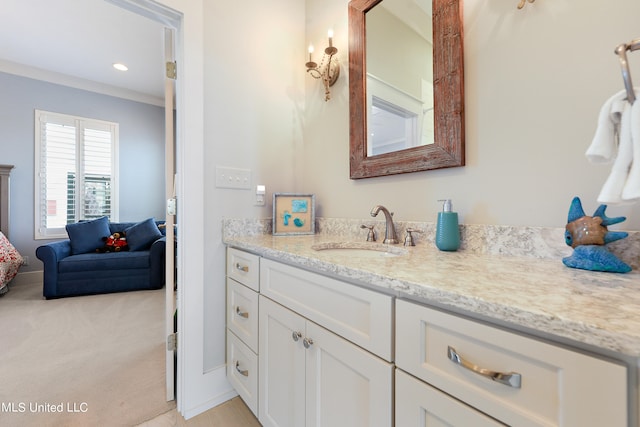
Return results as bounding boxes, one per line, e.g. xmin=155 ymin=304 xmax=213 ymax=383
xmin=436 ymin=199 xmax=460 ymax=251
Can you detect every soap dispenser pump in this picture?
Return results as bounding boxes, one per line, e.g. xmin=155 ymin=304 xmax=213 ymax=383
xmin=436 ymin=199 xmax=460 ymax=251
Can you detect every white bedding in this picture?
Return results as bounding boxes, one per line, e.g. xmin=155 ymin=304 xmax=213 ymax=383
xmin=0 ymin=231 xmax=23 ymax=294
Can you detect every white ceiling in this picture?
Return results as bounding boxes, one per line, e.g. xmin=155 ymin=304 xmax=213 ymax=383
xmin=1 ymin=0 xmax=166 ymax=104
xmin=381 ymin=0 xmax=432 ymax=44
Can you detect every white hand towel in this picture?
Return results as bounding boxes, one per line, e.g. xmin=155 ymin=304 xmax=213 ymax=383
xmin=622 ymin=98 xmax=640 ymax=201
xmin=586 ymin=89 xmax=628 ymax=163
xmin=597 ymin=101 xmax=633 ymax=204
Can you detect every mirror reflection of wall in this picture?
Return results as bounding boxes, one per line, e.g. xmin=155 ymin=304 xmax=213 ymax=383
xmin=366 ymin=0 xmax=433 ymax=156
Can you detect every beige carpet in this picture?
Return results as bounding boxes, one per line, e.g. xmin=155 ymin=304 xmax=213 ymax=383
xmin=0 ymin=280 xmax=175 ymax=427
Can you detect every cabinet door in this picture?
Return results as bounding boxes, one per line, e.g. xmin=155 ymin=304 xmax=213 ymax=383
xmin=305 ymin=321 xmax=393 ymax=427
xmin=259 ymin=296 xmax=306 ymax=427
xmin=396 ymin=369 xmax=505 ymax=427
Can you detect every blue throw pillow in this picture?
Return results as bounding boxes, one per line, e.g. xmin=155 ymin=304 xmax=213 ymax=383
xmin=125 ymin=218 xmax=163 ymax=251
xmin=66 ymin=216 xmax=111 ymax=255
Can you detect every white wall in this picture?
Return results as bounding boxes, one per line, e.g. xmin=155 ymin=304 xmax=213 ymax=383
xmin=63 ymin=0 xmax=640 ymax=419
xmin=302 ymin=0 xmax=640 ymax=230
xmin=173 ymin=0 xmax=640 ymax=417
xmin=202 ymin=0 xmax=305 ymax=371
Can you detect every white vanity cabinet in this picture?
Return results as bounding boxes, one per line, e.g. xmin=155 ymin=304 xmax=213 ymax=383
xmin=226 ymin=246 xmax=632 ymax=427
xmin=395 ymin=299 xmax=628 ymax=427
xmin=259 ymin=295 xmax=393 ymax=427
xmin=258 ymin=258 xmax=394 ymax=427
xmin=226 ymin=250 xmax=394 ymax=427
xmin=225 ymin=248 xmax=260 ymax=416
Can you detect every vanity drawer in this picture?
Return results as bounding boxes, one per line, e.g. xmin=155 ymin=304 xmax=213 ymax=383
xmin=227 ymin=277 xmax=259 ymax=352
xmin=396 ymin=368 xmax=505 ymax=426
xmin=260 ymin=258 xmax=393 ymax=361
xmin=396 ymin=299 xmax=627 ymax=427
xmin=227 ymin=248 xmax=260 ymax=291
xmin=227 ymin=329 xmax=258 ymax=417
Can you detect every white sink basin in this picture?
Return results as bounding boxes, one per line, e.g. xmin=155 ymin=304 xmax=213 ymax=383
xmin=311 ymin=243 xmax=407 ymax=258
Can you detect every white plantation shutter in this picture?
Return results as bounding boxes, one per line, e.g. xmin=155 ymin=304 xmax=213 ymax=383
xmin=82 ymin=127 xmax=113 ymax=219
xmin=35 ymin=110 xmax=118 ymax=239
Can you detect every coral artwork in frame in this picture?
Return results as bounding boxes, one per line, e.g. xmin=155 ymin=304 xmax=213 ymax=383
xmin=273 ymin=193 xmax=316 ymax=236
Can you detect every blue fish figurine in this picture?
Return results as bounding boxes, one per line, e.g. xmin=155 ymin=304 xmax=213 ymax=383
xmin=562 ymin=197 xmax=630 ymax=273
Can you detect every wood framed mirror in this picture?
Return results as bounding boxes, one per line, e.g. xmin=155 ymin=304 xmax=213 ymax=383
xmin=348 ymin=0 xmax=464 ymax=179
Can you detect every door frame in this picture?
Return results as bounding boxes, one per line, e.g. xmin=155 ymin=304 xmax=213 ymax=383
xmin=104 ymin=0 xmax=182 ymax=403
xmin=164 ymin=26 xmax=177 ymax=402
xmin=106 ymin=0 xmax=233 ymax=419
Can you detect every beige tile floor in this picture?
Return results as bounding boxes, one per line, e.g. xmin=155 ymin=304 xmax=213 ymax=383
xmin=138 ymin=397 xmax=261 ymax=427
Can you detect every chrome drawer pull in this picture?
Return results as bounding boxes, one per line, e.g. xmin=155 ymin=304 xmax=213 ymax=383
xmin=235 ymin=361 xmax=249 ymax=377
xmin=235 ymin=263 xmax=249 ymax=273
xmin=235 ymin=306 xmax=249 ymax=318
xmin=447 ymin=346 xmax=522 ymax=389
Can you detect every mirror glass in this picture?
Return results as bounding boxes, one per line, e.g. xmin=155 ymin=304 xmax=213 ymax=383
xmin=349 ymin=0 xmax=464 ymax=179
xmin=366 ymin=0 xmax=433 ymax=156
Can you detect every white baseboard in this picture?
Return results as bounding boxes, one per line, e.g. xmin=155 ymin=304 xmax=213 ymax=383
xmin=12 ymin=270 xmax=43 ymax=286
xmin=181 ymin=365 xmax=237 ymax=420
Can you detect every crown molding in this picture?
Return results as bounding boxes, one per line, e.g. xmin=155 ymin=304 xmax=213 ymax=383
xmin=0 ymin=59 xmax=164 ymax=107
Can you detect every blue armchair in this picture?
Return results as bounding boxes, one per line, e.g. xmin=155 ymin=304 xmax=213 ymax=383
xmin=36 ymin=218 xmax=166 ymax=299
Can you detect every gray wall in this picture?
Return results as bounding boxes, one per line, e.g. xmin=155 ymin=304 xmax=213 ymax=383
xmin=0 ymin=71 xmax=165 ymax=272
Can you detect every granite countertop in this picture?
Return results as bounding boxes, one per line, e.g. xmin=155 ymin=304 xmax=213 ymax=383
xmin=223 ymin=218 xmax=640 ymax=359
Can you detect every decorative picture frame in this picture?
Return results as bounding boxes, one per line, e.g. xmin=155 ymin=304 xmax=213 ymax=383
xmin=273 ymin=193 xmax=316 ymax=236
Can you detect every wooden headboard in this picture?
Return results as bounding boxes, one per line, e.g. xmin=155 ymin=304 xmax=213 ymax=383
xmin=0 ymin=165 xmax=14 ymax=239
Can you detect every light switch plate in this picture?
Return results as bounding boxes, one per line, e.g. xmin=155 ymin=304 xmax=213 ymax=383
xmin=215 ymin=166 xmax=251 ymax=189
xmin=255 ymin=184 xmax=266 ymax=206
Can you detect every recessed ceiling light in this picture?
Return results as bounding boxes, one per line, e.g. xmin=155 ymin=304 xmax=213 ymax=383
xmin=113 ymin=63 xmax=128 ymax=71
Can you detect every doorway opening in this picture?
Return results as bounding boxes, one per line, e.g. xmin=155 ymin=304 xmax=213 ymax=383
xmin=105 ymin=0 xmax=182 ymax=403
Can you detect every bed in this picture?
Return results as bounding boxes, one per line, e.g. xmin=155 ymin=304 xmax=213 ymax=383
xmin=0 ymin=164 xmax=23 ymax=295
xmin=0 ymin=231 xmax=22 ymax=295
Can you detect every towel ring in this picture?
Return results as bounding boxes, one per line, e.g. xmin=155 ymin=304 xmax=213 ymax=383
xmin=615 ymin=38 xmax=640 ymax=105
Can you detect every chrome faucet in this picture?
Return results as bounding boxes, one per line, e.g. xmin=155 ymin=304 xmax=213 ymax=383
xmin=370 ymin=205 xmax=398 ymax=244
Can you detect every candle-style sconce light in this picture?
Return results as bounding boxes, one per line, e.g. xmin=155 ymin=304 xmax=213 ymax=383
xmin=517 ymin=0 xmax=535 ymax=9
xmin=306 ymin=29 xmax=340 ymax=102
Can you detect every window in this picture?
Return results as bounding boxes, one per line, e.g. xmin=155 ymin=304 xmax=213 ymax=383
xmin=35 ymin=110 xmax=119 ymax=239
xmin=366 ymin=74 xmax=431 ymax=156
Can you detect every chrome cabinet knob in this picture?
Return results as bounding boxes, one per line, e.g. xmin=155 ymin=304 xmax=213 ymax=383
xmin=303 ymin=337 xmax=314 ymax=349
xmin=292 ymin=331 xmax=302 ymax=342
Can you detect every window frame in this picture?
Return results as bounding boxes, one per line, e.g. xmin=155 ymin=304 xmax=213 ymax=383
xmin=34 ymin=110 xmax=119 ymax=240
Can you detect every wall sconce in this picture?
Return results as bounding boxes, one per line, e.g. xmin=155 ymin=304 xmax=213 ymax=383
xmin=306 ymin=29 xmax=340 ymax=102
xmin=517 ymin=0 xmax=535 ymax=9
